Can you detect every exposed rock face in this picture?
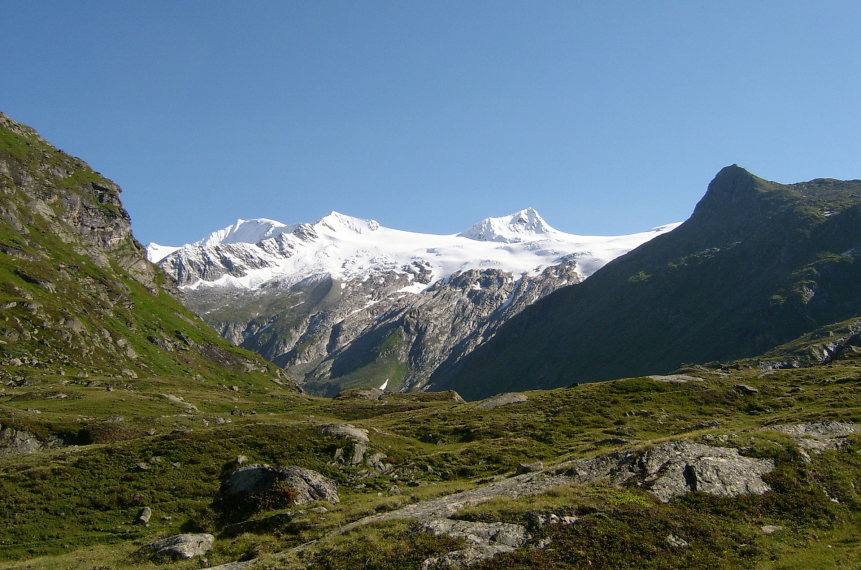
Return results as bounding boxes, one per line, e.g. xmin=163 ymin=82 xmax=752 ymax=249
xmin=222 ymin=464 xmax=340 ymax=505
xmin=765 ymin=421 xmax=859 ymax=457
xmin=567 ymin=440 xmax=774 ymax=502
xmin=0 ymin=113 xmax=155 ymax=285
xmin=141 ymin=533 xmax=214 ymax=559
xmin=475 ymin=392 xmax=528 ymax=410
xmin=174 ymin=263 xmax=582 ymax=396
xmin=419 ymin=519 xmax=531 ymax=569
xmin=0 ymin=113 xmax=289 ymax=387
xmin=0 ymin=425 xmax=61 ymax=456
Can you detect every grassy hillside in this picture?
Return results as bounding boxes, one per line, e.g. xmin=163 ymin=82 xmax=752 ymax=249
xmin=435 ymin=166 xmax=861 ymax=399
xmin=0 ymin=112 xmax=291 ymax=391
xmin=1 ymin=341 xmax=860 ymax=568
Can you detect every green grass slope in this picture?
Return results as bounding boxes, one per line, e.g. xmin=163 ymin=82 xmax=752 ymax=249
xmin=435 ymin=165 xmax=861 ymax=399
xmin=0 ymin=112 xmax=291 ymax=391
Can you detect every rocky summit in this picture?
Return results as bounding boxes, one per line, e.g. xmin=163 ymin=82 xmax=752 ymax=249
xmin=2 ymin=114 xmax=861 ymax=570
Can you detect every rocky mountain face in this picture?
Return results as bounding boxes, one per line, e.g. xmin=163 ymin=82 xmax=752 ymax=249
xmin=153 ymin=211 xmax=677 ymax=395
xmin=438 ymin=165 xmax=861 ymax=399
xmin=0 ymin=112 xmax=288 ymax=386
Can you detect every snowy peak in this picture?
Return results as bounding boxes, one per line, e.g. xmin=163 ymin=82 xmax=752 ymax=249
xmin=458 ymin=207 xmax=558 ymax=243
xmin=146 ymin=243 xmax=181 ymax=263
xmin=314 ymin=211 xmax=381 ymax=235
xmin=195 ymin=218 xmax=293 ymax=248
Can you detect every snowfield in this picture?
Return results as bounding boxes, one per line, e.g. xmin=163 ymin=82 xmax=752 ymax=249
xmin=148 ymin=208 xmax=680 ymax=291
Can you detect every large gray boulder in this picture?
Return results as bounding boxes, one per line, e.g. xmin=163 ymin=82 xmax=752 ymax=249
xmin=320 ymin=423 xmax=370 ymax=443
xmin=222 ymin=464 xmax=339 ymax=505
xmin=566 ymin=440 xmax=775 ymax=502
xmin=141 ymin=533 xmax=214 ymax=559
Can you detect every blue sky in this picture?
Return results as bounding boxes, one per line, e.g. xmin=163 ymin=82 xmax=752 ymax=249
xmin=3 ymin=1 xmax=860 ymax=245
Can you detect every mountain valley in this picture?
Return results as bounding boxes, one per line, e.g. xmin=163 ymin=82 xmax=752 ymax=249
xmin=2 ymin=113 xmax=861 ymax=570
xmin=150 ymin=210 xmax=678 ymax=395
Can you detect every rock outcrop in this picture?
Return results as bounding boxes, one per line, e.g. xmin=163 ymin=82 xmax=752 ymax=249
xmin=475 ymin=392 xmax=528 ymax=410
xmin=222 ymin=464 xmax=340 ymax=505
xmin=566 ymin=440 xmax=775 ymax=502
xmin=765 ymin=421 xmax=859 ymax=458
xmin=141 ymin=533 xmax=214 ymax=559
xmin=0 ymin=425 xmax=61 ymax=456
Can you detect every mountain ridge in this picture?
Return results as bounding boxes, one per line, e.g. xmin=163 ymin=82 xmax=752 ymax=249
xmin=436 ymin=165 xmax=861 ymax=399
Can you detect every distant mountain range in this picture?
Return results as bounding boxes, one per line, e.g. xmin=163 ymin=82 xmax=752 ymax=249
xmin=150 ymin=210 xmax=678 ymax=395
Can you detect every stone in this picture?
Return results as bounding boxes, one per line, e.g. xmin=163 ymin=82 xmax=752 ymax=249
xmin=421 ymin=544 xmax=515 ymax=569
xmin=420 ymin=518 xmax=530 ymax=548
xmin=141 ymin=533 xmax=214 ymax=559
xmin=236 ymin=455 xmax=248 ymax=465
xmin=349 ymin=443 xmax=368 ymax=466
xmin=565 ymin=440 xmax=775 ymax=502
xmin=475 ymin=392 xmax=528 ymax=411
xmin=320 ymin=423 xmax=370 ymax=443
xmin=135 ymin=507 xmax=152 ymax=525
xmin=366 ymin=452 xmax=389 ymax=472
xmin=419 ymin=518 xmax=530 ymax=568
xmin=764 ymin=421 xmax=859 ymax=456
xmin=0 ymin=425 xmax=61 ymax=457
xmin=734 ymin=384 xmax=759 ymax=395
xmin=666 ymin=534 xmax=689 ymax=548
xmin=222 ymin=464 xmax=340 ymax=505
xmin=761 ymin=525 xmax=785 ymax=535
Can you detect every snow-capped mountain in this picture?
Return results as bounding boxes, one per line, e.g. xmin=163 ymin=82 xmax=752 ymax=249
xmin=150 ymin=209 xmax=679 ymax=291
xmin=458 ymin=207 xmax=558 ymax=243
xmin=151 ymin=209 xmax=680 ymax=395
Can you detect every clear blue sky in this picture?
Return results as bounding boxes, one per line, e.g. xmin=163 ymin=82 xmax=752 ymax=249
xmin=3 ymin=1 xmax=860 ymax=245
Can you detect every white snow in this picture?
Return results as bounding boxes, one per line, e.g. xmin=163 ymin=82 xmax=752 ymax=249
xmin=149 ymin=210 xmax=682 ymax=292
xmin=146 ymin=243 xmax=181 ymax=263
xmin=379 ymin=378 xmax=389 ymax=390
xmin=195 ymin=218 xmax=294 ymax=247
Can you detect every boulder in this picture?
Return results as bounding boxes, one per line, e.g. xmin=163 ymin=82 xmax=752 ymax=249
xmin=475 ymin=392 xmax=528 ymax=410
xmin=135 ymin=506 xmax=152 ymax=525
xmin=320 ymin=423 xmax=370 ymax=443
xmin=734 ymin=384 xmax=759 ymax=395
xmin=141 ymin=533 xmax=214 ymax=559
xmin=222 ymin=464 xmax=339 ymax=505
